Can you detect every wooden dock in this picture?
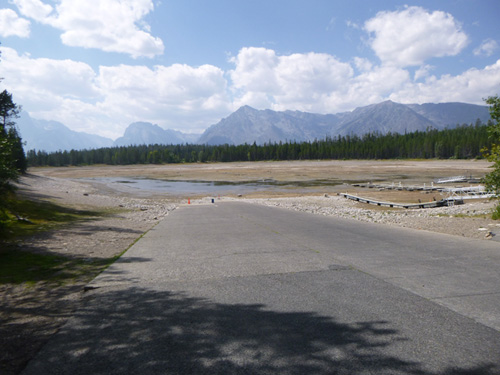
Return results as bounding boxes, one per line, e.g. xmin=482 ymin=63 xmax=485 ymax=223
xmin=351 ymin=182 xmax=443 ymax=192
xmin=339 ymin=193 xmax=447 ymax=209
xmin=345 ymin=178 xmax=489 ymax=208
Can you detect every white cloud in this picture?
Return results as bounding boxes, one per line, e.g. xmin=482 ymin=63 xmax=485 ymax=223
xmin=229 ymin=47 xmax=354 ymax=112
xmin=474 ymin=39 xmax=498 ymax=57
xmin=353 ymin=57 xmax=372 ymax=73
xmin=346 ymin=20 xmax=361 ymax=30
xmin=97 ymin=63 xmax=230 ymax=131
xmin=326 ymin=17 xmax=336 ymax=31
xmin=0 ymin=47 xmax=106 ymax=133
xmin=230 ymin=47 xmax=280 ymax=93
xmin=0 ymin=8 xmax=30 ymax=38
xmin=12 ymin=0 xmax=164 ymax=58
xmin=390 ymin=59 xmax=500 ymax=104
xmin=273 ymin=52 xmax=354 ymax=112
xmin=0 ymin=47 xmax=229 ymax=138
xmin=414 ymin=65 xmax=434 ymax=81
xmin=364 ymin=6 xmax=468 ymax=67
xmin=229 ymin=47 xmax=500 ymax=114
xmin=11 ymin=0 xmax=53 ymax=22
xmin=2 ymin=44 xmax=499 ymax=139
xmin=350 ymin=65 xmax=410 ymax=103
xmin=0 ymin=47 xmax=99 ymax=99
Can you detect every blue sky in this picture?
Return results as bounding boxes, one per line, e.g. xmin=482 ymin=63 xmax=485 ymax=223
xmin=0 ymin=0 xmax=499 ymax=139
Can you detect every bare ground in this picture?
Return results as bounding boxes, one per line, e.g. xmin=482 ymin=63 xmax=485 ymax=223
xmin=1 ymin=160 xmax=498 ymax=374
xmin=1 ymin=174 xmax=176 ymax=375
xmin=31 ymin=159 xmax=492 ymax=184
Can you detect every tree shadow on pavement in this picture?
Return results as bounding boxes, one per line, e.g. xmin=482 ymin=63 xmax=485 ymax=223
xmin=22 ymin=287 xmax=500 ymax=375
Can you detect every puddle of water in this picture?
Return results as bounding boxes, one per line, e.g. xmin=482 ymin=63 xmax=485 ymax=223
xmin=82 ymin=177 xmax=342 ymax=196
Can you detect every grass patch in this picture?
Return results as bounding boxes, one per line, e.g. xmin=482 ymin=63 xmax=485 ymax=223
xmin=0 ymin=246 xmax=118 ymax=286
xmin=0 ymin=192 xmax=123 ymax=286
xmin=434 ymin=212 xmax=489 ymax=219
xmin=0 ymin=220 xmax=150 ymax=286
xmin=454 ymin=212 xmax=488 ymax=219
xmin=0 ymin=192 xmax=104 ymax=240
xmin=491 ymin=203 xmax=500 ymax=220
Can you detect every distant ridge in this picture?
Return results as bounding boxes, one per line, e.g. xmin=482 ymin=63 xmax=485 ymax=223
xmin=197 ymin=105 xmax=339 ymax=145
xmin=406 ymin=102 xmax=490 ymax=128
xmin=16 ymin=112 xmax=114 ymax=152
xmin=114 ymin=122 xmax=200 ymax=146
xmin=335 ymin=100 xmax=436 ymax=135
xmin=198 ymin=101 xmax=490 ymax=145
xmin=16 ymin=115 xmax=200 ymax=152
xmin=16 ymin=101 xmax=491 ymax=151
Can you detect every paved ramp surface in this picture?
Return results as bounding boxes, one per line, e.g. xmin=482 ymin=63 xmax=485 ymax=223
xmin=23 ymin=202 xmax=500 ymax=375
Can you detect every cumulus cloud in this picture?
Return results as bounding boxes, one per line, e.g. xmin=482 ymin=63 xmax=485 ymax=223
xmin=11 ymin=0 xmax=53 ymax=22
xmin=414 ymin=65 xmax=434 ymax=81
xmin=0 ymin=47 xmax=107 ymax=133
xmin=349 ymin=65 xmax=410 ymax=104
xmin=364 ymin=6 xmax=468 ymax=67
xmin=390 ymin=59 xmax=500 ymax=104
xmin=0 ymin=47 xmax=99 ymax=99
xmin=228 ymin=46 xmax=500 ymax=114
xmin=0 ymin=8 xmax=30 ymax=38
xmin=97 ymin=63 xmax=230 ymax=131
xmin=474 ymin=39 xmax=498 ymax=57
xmin=353 ymin=57 xmax=373 ymax=73
xmin=12 ymin=0 xmax=164 ymax=58
xmin=2 ymin=43 xmax=500 ymax=139
xmin=0 ymin=47 xmax=229 ymax=137
xmin=230 ymin=47 xmax=280 ymax=93
xmin=274 ymin=52 xmax=355 ymax=112
xmin=229 ymin=47 xmax=354 ymax=112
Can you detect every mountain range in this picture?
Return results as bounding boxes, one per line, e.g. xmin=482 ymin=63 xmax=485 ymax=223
xmin=16 ymin=114 xmax=200 ymax=152
xmin=114 ymin=122 xmax=200 ymax=147
xmin=198 ymin=101 xmax=490 ymax=145
xmin=16 ymin=112 xmax=114 ymax=152
xmin=15 ymin=101 xmax=491 ymax=152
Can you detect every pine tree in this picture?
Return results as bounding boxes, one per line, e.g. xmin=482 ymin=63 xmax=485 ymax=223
xmin=482 ymin=95 xmax=500 ymax=218
xmin=0 ymin=44 xmax=27 ymax=221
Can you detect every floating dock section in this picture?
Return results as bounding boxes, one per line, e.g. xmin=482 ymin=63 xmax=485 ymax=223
xmin=444 ymin=186 xmax=495 ymax=200
xmin=339 ymin=193 xmax=447 ymax=209
xmin=351 ymin=182 xmax=443 ymax=192
xmin=345 ymin=177 xmax=492 ymax=209
xmin=435 ymin=175 xmax=481 ymax=184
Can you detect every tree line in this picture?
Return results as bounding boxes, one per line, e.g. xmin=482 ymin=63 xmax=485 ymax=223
xmin=27 ymin=122 xmax=492 ymax=167
xmin=1 ymin=90 xmax=26 ymax=184
xmin=483 ymin=95 xmax=500 ymax=218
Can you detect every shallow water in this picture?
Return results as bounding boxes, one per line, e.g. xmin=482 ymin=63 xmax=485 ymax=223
xmin=82 ymin=177 xmax=342 ymax=196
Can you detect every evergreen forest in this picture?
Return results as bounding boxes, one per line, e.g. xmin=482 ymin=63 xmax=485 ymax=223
xmin=27 ymin=122 xmax=492 ymax=167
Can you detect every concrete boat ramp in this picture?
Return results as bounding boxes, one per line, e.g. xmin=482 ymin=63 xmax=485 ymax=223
xmin=21 ymin=202 xmax=500 ymax=375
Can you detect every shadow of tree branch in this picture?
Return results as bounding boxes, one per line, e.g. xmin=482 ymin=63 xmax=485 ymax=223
xmin=22 ymin=287 xmax=500 ymax=375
